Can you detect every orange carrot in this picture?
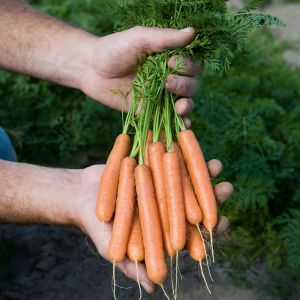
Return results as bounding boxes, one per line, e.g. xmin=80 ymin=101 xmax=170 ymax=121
xmin=108 ymin=157 xmax=136 ymax=263
xmin=163 ymin=152 xmax=186 ymax=251
xmin=178 ymin=130 xmax=217 ymax=261
xmin=172 ymin=142 xmax=203 ymax=225
xmin=144 ymin=130 xmax=153 ymax=167
xmin=135 ymin=165 xmax=167 ymax=284
xmin=186 ymin=223 xmax=206 ymax=262
xmin=178 ymin=130 xmax=217 ymax=233
xmin=127 ymin=211 xmax=145 ymax=263
xmin=96 ymin=133 xmax=131 ymax=222
xmin=148 ymin=142 xmax=175 ymax=258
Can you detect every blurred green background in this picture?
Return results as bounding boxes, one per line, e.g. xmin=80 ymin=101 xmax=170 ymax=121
xmin=0 ymin=0 xmax=300 ymax=298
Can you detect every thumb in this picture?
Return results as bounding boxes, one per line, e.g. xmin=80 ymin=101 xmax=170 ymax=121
xmin=129 ymin=26 xmax=196 ymax=54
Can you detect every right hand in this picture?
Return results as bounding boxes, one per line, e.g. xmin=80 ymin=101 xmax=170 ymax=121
xmin=79 ymin=26 xmax=202 ymax=128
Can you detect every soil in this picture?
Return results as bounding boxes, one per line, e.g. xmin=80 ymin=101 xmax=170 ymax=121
xmin=0 ymin=224 xmax=276 ymax=300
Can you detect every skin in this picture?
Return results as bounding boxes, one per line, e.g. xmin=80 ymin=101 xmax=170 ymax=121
xmin=0 ymin=0 xmax=234 ymax=294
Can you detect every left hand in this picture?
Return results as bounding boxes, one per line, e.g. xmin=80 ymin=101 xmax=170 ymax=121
xmin=73 ymin=159 xmax=233 ymax=294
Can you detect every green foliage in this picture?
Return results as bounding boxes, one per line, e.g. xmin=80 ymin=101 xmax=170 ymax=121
xmin=0 ymin=1 xmax=120 ymax=167
xmin=192 ymin=29 xmax=300 ymax=295
xmin=103 ymin=0 xmax=283 ymax=73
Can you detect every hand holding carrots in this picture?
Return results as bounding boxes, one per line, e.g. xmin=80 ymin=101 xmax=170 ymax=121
xmin=73 ymin=158 xmax=232 ymax=294
xmin=80 ymin=26 xmax=199 ymax=128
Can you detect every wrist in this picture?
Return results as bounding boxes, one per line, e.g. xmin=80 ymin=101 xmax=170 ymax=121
xmin=70 ymin=165 xmax=105 ymax=232
xmin=49 ymin=30 xmax=98 ymax=90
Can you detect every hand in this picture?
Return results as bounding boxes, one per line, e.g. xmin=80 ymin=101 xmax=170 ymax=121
xmin=80 ymin=26 xmax=202 ymax=127
xmin=73 ymin=160 xmax=233 ymax=294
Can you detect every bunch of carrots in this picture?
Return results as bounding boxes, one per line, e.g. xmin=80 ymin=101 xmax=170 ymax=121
xmin=95 ymin=58 xmax=218 ymax=297
xmin=93 ymin=1 xmax=283 ymax=298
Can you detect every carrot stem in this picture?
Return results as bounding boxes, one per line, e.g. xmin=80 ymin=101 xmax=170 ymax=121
xmin=163 ymin=92 xmax=173 ymax=152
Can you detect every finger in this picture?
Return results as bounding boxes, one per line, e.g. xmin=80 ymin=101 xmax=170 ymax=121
xmin=183 ymin=117 xmax=191 ymax=129
xmin=207 ymin=159 xmax=223 ymax=178
xmin=168 ymin=56 xmax=202 ymax=77
xmin=175 ymin=98 xmax=194 ymax=117
xmin=214 ymin=216 xmax=230 ymax=236
xmin=117 ymin=258 xmax=155 ymax=294
xmin=214 ymin=182 xmax=234 ymax=204
xmin=131 ymin=26 xmax=196 ymax=53
xmin=201 ymin=216 xmax=230 ymax=239
xmin=165 ymin=75 xmax=199 ymax=97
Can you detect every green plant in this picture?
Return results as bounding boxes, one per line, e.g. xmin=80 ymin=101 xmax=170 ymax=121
xmin=193 ymin=29 xmax=300 ymax=296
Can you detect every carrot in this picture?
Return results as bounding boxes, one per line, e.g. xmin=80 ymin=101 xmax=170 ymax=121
xmin=96 ymin=133 xmax=131 ymax=222
xmin=127 ymin=211 xmax=145 ymax=300
xmin=127 ymin=211 xmax=145 ymax=263
xmin=135 ymin=165 xmax=167 ymax=285
xmin=108 ymin=157 xmax=136 ymax=263
xmin=144 ymin=130 xmax=153 ymax=167
xmin=186 ymin=223 xmax=211 ymax=293
xmin=178 ymin=130 xmax=217 ymax=261
xmin=186 ymin=223 xmax=206 ymax=262
xmin=172 ymin=142 xmax=203 ymax=225
xmin=148 ymin=142 xmax=175 ymax=258
xmin=163 ymin=152 xmax=186 ymax=251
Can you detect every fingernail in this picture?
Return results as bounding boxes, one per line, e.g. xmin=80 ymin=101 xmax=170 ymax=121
xmin=141 ymin=281 xmax=154 ymax=294
xmin=180 ymin=27 xmax=194 ymax=33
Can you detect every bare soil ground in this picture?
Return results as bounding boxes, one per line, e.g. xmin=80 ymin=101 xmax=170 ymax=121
xmin=0 ymin=225 xmax=277 ymax=300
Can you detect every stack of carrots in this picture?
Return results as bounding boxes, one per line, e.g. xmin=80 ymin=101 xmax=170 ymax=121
xmin=95 ymin=76 xmax=218 ymax=296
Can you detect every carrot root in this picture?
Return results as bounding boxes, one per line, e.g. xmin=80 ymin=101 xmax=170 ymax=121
xmin=197 ymin=224 xmax=214 ymax=282
xmin=199 ymin=262 xmax=211 ymax=294
xmin=175 ymin=251 xmax=179 ymax=300
xmin=112 ymin=262 xmax=117 ymax=300
xmin=169 ymin=257 xmax=175 ymax=300
xmin=135 ymin=261 xmax=142 ymax=300
xmin=210 ymin=230 xmax=215 ymax=263
xmin=160 ymin=284 xmax=171 ymax=300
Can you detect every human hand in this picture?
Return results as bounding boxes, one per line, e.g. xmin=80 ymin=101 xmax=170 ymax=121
xmin=73 ymin=160 xmax=233 ymax=294
xmin=80 ymin=26 xmax=201 ymax=127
